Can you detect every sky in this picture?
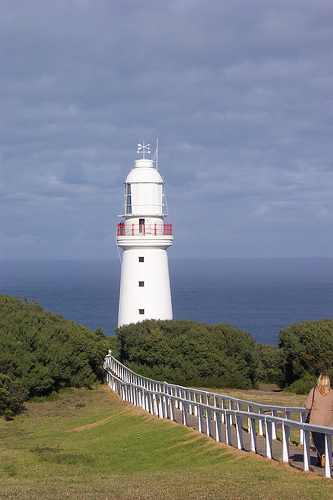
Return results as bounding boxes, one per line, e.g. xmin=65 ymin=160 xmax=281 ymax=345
xmin=1 ymin=0 xmax=333 ymax=260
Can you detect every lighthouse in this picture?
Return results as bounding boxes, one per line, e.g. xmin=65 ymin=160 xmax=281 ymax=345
xmin=117 ymin=142 xmax=173 ymax=327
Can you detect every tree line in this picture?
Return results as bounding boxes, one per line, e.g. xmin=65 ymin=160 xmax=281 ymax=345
xmin=113 ymin=317 xmax=333 ymax=394
xmin=1 ymin=293 xmax=332 ymax=419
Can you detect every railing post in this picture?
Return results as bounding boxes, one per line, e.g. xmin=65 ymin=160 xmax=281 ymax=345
xmin=189 ymin=390 xmax=194 ymax=415
xmin=249 ymin=417 xmax=257 ymax=453
xmin=198 ymin=406 xmax=204 ymax=433
xmin=138 ymin=387 xmax=143 ymax=408
xmin=272 ymin=410 xmax=277 ymax=440
xmin=215 ymin=412 xmax=222 ymax=442
xmin=206 ymin=409 xmax=211 ymax=436
xmin=158 ymin=394 xmax=164 ymax=419
xmin=194 ymin=392 xmax=199 ymax=417
xmin=147 ymin=390 xmax=151 ymax=413
xmin=225 ymin=412 xmax=232 ymax=446
xmin=163 ymin=394 xmax=167 ymax=418
xmin=236 ymin=415 xmax=243 ymax=450
xmin=176 ymin=388 xmax=180 ymax=409
xmin=247 ymin=405 xmax=252 ymax=433
xmin=153 ymin=394 xmax=158 ymax=415
xmin=121 ymin=384 xmax=126 ymax=401
xmin=282 ymin=421 xmax=290 ymax=463
xmin=285 ymin=410 xmax=291 ymax=443
xmin=150 ymin=393 xmax=155 ymax=415
xmin=183 ymin=403 xmax=188 ymax=426
xmin=170 ymin=398 xmax=175 ymax=421
xmin=141 ymin=389 xmax=146 ymax=411
xmin=221 ymin=398 xmax=226 ymax=424
xmin=265 ymin=419 xmax=273 ymax=459
xmin=214 ymin=395 xmax=219 ymax=421
xmin=230 ymin=401 xmax=235 ymax=424
xmin=299 ymin=411 xmax=305 ymax=445
xmin=324 ymin=434 xmax=332 ymax=478
xmin=258 ymin=409 xmax=264 ymax=436
xmin=303 ymin=428 xmax=311 ymax=471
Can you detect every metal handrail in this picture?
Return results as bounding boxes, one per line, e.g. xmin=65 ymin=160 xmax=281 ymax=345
xmin=117 ymin=223 xmax=172 ymax=237
xmin=104 ymin=353 xmax=333 ymax=478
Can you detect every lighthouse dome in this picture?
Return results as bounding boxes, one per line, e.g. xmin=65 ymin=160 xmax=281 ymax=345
xmin=126 ymin=159 xmax=163 ymax=184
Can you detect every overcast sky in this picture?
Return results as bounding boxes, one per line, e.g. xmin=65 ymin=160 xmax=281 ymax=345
xmin=1 ymin=0 xmax=333 ymax=260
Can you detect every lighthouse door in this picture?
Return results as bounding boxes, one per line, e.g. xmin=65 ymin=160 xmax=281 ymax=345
xmin=139 ymin=218 xmax=145 ymax=234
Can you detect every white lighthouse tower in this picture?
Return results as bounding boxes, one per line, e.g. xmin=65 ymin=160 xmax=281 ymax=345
xmin=117 ymin=142 xmax=173 ymax=327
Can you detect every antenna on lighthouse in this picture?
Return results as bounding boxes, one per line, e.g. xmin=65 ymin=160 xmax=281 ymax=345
xmin=151 ymin=139 xmax=159 ymax=170
xmin=137 ymin=141 xmax=151 ymax=158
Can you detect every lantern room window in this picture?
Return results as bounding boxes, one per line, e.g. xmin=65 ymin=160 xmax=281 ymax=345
xmin=125 ymin=183 xmax=132 ymax=214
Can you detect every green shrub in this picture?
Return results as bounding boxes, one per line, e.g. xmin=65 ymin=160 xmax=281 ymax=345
xmin=0 ymin=294 xmax=111 ymax=413
xmin=279 ymin=318 xmax=333 ymax=387
xmin=115 ymin=319 xmax=259 ymax=389
xmin=255 ymin=342 xmax=285 ymax=387
xmin=285 ymin=374 xmax=317 ymax=395
xmin=0 ymin=374 xmax=27 ymax=420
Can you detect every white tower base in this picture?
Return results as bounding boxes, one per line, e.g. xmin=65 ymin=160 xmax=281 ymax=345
xmin=118 ymin=247 xmax=172 ymax=327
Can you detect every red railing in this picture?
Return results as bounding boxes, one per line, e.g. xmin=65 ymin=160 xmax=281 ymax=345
xmin=117 ymin=223 xmax=172 ymax=237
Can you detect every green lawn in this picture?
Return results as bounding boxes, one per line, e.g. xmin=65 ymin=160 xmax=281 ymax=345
xmin=0 ymin=384 xmax=331 ymax=499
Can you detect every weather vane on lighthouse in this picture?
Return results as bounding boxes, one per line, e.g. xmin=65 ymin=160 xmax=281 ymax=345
xmin=137 ymin=141 xmax=151 ymax=158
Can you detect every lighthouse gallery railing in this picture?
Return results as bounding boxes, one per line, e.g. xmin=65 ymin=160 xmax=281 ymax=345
xmin=117 ymin=222 xmax=172 ymax=237
xmin=104 ymin=353 xmax=333 ymax=478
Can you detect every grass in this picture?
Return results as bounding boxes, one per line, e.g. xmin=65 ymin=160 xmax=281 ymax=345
xmin=203 ymin=386 xmax=307 ymax=407
xmin=0 ymin=384 xmax=332 ymax=499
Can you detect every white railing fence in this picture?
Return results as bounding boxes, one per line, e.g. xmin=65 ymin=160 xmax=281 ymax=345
xmin=104 ymin=353 xmax=333 ymax=478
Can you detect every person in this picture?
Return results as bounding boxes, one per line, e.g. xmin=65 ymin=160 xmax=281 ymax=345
xmin=305 ymin=374 xmax=333 ymax=467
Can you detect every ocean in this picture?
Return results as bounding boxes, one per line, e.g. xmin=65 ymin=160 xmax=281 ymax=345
xmin=1 ymin=258 xmax=332 ymax=346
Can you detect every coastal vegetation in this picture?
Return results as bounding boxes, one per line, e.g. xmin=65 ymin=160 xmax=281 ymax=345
xmin=114 ymin=320 xmax=259 ymax=389
xmin=0 ymin=294 xmax=110 ymax=419
xmin=279 ymin=318 xmax=333 ymax=393
xmin=1 ymin=293 xmax=332 ymax=420
xmin=114 ymin=318 xmax=333 ymax=394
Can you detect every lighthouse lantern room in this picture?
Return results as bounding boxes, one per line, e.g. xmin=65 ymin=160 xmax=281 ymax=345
xmin=117 ymin=143 xmax=173 ymax=327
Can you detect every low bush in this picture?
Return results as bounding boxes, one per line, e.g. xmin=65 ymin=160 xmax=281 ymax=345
xmin=279 ymin=318 xmax=333 ymax=387
xmin=285 ymin=374 xmax=317 ymax=395
xmin=115 ymin=319 xmax=259 ymax=389
xmin=255 ymin=343 xmax=285 ymax=386
xmin=0 ymin=294 xmax=111 ymax=417
xmin=0 ymin=374 xmax=27 ymax=420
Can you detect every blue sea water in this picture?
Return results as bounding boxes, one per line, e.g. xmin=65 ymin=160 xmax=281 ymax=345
xmin=0 ymin=258 xmax=332 ymax=346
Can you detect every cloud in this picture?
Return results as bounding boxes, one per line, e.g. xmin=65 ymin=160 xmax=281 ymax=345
xmin=1 ymin=0 xmax=333 ymax=259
